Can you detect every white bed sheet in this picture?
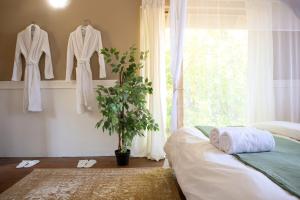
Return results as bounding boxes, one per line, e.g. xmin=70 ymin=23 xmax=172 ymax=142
xmin=252 ymin=121 xmax=300 ymax=141
xmin=164 ymin=127 xmax=298 ymax=200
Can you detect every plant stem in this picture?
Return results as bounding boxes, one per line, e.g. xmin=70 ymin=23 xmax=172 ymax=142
xmin=118 ymin=133 xmax=121 ymax=150
xmin=118 ymin=68 xmax=124 ymax=151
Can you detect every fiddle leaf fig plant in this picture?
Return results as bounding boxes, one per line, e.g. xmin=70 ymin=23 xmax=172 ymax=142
xmin=95 ymin=46 xmax=159 ymax=153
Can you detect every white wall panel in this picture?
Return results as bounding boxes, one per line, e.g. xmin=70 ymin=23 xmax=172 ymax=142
xmin=0 ymin=80 xmax=118 ymax=157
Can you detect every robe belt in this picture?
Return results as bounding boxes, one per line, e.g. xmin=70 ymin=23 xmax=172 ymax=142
xmin=26 ymin=59 xmax=38 ymax=66
xmin=76 ymin=58 xmax=92 ymax=110
xmin=77 ymin=59 xmax=90 ymax=65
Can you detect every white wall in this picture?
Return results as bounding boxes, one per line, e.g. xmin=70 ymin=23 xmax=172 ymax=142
xmin=0 ymin=80 xmax=119 ymax=157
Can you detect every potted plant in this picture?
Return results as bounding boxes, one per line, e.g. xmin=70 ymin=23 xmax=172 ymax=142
xmin=95 ymin=46 xmax=159 ymax=166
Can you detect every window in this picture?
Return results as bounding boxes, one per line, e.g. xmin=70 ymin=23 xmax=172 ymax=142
xmin=165 ymin=28 xmax=248 ymax=131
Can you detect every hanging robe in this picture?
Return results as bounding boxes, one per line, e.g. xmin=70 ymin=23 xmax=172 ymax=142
xmin=66 ymin=25 xmax=106 ymax=114
xmin=12 ymin=24 xmax=54 ymax=112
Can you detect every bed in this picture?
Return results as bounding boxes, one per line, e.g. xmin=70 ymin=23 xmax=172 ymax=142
xmin=164 ymin=122 xmax=300 ymax=200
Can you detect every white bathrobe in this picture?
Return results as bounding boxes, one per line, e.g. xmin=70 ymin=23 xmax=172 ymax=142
xmin=12 ymin=24 xmax=54 ymax=112
xmin=66 ymin=25 xmax=106 ymax=113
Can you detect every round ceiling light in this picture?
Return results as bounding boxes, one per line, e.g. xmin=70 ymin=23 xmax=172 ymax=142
xmin=48 ymin=0 xmax=70 ymax=9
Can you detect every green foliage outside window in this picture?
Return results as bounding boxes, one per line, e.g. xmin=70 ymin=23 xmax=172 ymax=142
xmin=165 ymin=29 xmax=248 ymax=131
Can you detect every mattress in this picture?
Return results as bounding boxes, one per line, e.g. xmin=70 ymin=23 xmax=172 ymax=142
xmin=164 ymin=127 xmax=298 ymax=200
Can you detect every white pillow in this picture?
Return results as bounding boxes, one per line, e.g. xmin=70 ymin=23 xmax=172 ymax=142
xmin=252 ymin=121 xmax=300 ymax=141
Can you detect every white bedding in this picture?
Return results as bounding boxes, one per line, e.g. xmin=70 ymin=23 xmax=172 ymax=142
xmin=252 ymin=121 xmax=300 ymax=141
xmin=164 ymin=127 xmax=298 ymax=200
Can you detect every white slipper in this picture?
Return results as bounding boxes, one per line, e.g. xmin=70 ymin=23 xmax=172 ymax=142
xmin=16 ymin=160 xmax=31 ymax=168
xmin=84 ymin=160 xmax=97 ymax=168
xmin=24 ymin=160 xmax=40 ymax=168
xmin=77 ymin=160 xmax=88 ymax=168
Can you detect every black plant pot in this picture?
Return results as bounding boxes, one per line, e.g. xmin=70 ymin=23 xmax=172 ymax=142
xmin=115 ymin=149 xmax=130 ymax=166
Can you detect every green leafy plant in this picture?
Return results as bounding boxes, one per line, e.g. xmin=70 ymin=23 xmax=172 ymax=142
xmin=96 ymin=46 xmax=159 ymax=153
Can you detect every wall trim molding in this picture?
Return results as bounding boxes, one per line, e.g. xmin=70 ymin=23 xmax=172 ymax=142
xmin=0 ymin=80 xmax=117 ymax=90
xmin=2 ymin=80 xmax=298 ymax=89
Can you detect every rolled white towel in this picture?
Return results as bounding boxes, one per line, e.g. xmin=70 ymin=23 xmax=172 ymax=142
xmin=218 ymin=127 xmax=275 ymax=154
xmin=209 ymin=128 xmax=221 ymax=148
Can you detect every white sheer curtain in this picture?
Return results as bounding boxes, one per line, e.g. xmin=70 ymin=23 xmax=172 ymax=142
xmin=131 ymin=0 xmax=166 ymax=161
xmin=247 ymin=0 xmax=300 ymax=123
xmin=169 ymin=0 xmax=187 ymax=132
xmin=272 ymin=0 xmax=300 ymax=122
xmin=246 ymin=0 xmax=275 ymax=123
xmin=168 ymin=0 xmax=300 ymax=129
xmin=182 ymin=0 xmax=249 ymax=127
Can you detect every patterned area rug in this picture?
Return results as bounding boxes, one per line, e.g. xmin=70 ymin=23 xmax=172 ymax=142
xmin=0 ymin=168 xmax=181 ymax=200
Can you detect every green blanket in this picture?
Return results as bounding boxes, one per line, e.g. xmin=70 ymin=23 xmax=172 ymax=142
xmin=195 ymin=126 xmax=300 ymax=198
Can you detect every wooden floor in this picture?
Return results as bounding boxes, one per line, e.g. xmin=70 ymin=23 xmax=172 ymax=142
xmin=0 ymin=157 xmax=185 ymax=199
